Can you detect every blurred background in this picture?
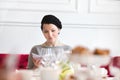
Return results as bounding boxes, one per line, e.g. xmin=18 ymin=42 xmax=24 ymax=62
xmin=0 ymin=0 xmax=120 ymax=56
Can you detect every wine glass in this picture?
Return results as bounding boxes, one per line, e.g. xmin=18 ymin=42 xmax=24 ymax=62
xmin=54 ymin=47 xmax=64 ymax=62
xmin=40 ymin=48 xmax=56 ymax=67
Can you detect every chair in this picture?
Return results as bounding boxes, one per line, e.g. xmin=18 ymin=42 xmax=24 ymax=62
xmin=0 ymin=53 xmax=29 ymax=70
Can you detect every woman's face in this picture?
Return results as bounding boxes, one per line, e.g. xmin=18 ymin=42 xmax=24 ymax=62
xmin=42 ymin=24 xmax=60 ymax=43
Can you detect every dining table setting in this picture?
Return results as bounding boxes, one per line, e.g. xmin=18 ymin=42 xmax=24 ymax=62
xmin=5 ymin=54 xmax=119 ymax=80
xmin=0 ymin=46 xmax=120 ymax=80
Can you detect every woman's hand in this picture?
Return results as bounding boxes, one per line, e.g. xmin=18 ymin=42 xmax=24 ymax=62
xmin=32 ymin=58 xmax=42 ymax=69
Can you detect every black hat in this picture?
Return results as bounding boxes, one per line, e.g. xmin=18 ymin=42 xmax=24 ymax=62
xmin=41 ymin=15 xmax=62 ymax=30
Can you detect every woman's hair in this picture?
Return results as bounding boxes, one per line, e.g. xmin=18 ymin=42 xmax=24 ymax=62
xmin=41 ymin=14 xmax=62 ymax=30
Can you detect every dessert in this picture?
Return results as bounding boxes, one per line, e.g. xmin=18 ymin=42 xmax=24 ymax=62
xmin=72 ymin=46 xmax=91 ymax=55
xmin=94 ymin=48 xmax=110 ymax=56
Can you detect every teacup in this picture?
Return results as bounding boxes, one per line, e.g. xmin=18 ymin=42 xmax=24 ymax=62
xmin=40 ymin=67 xmax=61 ymax=80
xmin=16 ymin=70 xmax=33 ymax=80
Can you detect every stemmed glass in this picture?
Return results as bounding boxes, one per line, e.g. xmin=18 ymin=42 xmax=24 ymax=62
xmin=39 ymin=48 xmax=55 ymax=67
xmin=39 ymin=47 xmax=66 ymax=68
xmin=54 ymin=47 xmax=66 ymax=62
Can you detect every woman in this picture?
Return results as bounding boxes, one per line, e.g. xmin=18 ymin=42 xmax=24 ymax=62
xmin=27 ymin=14 xmax=71 ymax=69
